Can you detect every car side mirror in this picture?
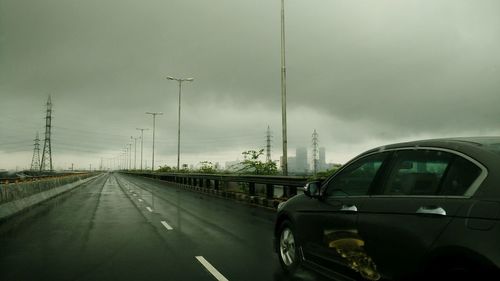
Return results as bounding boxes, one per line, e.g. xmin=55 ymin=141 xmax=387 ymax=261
xmin=304 ymin=181 xmax=322 ymax=198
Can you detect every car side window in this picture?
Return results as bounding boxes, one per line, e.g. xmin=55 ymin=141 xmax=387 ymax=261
xmin=325 ymin=153 xmax=387 ymax=197
xmin=382 ymin=149 xmax=480 ymax=196
xmin=381 ymin=150 xmax=453 ymax=196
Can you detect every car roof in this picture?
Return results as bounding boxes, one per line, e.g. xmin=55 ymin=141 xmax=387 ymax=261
xmin=361 ymin=136 xmax=500 ymax=157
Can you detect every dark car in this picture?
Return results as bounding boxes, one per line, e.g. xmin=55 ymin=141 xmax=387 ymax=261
xmin=275 ymin=137 xmax=500 ymax=280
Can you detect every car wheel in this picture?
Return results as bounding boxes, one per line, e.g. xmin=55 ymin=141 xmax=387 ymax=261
xmin=278 ymin=221 xmax=301 ymax=274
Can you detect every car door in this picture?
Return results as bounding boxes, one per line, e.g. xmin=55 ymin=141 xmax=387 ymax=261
xmin=299 ymin=152 xmax=389 ymax=277
xmin=357 ymin=148 xmax=484 ymax=279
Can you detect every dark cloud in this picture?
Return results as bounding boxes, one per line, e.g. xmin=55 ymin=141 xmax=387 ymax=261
xmin=1 ymin=0 xmax=500 ymax=170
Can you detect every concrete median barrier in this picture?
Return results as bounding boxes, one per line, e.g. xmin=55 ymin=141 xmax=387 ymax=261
xmin=0 ymin=173 xmax=102 ymax=221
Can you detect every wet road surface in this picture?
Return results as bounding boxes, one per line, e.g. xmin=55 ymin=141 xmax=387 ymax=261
xmin=0 ymin=173 xmax=329 ymax=281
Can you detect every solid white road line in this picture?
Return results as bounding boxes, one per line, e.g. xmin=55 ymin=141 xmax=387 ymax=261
xmin=146 ymin=206 xmax=153 ymax=212
xmin=195 ymin=256 xmax=229 ymax=281
xmin=161 ymin=221 xmax=173 ymax=230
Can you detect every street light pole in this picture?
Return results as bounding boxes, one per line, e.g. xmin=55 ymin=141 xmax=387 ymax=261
xmin=166 ymin=76 xmax=194 ymax=171
xmin=280 ymin=0 xmax=288 ymax=176
xmin=136 ymin=128 xmax=149 ymax=171
xmin=128 ymin=143 xmax=132 ymax=170
xmin=146 ymin=112 xmax=163 ymax=172
xmin=132 ymin=136 xmax=139 ymax=170
xmin=122 ymin=148 xmax=128 ymax=170
xmin=123 ymin=148 xmax=127 ymax=170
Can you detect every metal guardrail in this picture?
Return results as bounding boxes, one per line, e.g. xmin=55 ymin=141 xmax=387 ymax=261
xmin=125 ymin=172 xmax=309 ymax=200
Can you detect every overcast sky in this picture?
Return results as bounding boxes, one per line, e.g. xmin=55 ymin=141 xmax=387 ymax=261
xmin=1 ymin=0 xmax=500 ymax=171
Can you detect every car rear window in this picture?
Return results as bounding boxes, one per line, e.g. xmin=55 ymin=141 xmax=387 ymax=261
xmin=439 ymin=156 xmax=482 ymax=196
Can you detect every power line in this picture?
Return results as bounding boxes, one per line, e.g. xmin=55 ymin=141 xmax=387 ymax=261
xmin=0 ymin=146 xmax=33 ymax=153
xmin=0 ymin=141 xmax=33 ymax=147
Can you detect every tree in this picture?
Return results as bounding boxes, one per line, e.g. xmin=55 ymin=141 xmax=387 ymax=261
xmin=238 ymin=149 xmax=278 ymax=175
xmin=198 ymin=161 xmax=217 ymax=174
xmin=157 ymin=165 xmax=173 ymax=172
xmin=308 ymin=166 xmax=341 ymax=181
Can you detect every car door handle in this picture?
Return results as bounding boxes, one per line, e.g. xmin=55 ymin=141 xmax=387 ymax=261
xmin=340 ymin=204 xmax=358 ymax=212
xmin=416 ymin=206 xmax=447 ymax=216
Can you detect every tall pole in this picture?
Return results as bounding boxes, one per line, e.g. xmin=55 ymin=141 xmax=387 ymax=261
xmin=153 ymin=114 xmax=156 ymax=171
xmin=130 ymin=136 xmax=134 ymax=169
xmin=177 ymin=81 xmax=182 ymax=171
xmin=40 ymin=95 xmax=53 ymax=172
xmin=123 ymin=148 xmax=128 ymax=170
xmin=124 ymin=151 xmax=127 ymax=170
xmin=280 ymin=0 xmax=288 ymax=176
xmin=166 ymin=76 xmax=194 ymax=171
xmin=30 ymin=132 xmax=41 ymax=171
xmin=146 ymin=112 xmax=162 ymax=172
xmin=133 ymin=137 xmax=138 ymax=170
xmin=312 ymin=129 xmax=319 ymax=175
xmin=128 ymin=143 xmax=132 ymax=170
xmin=136 ymin=128 xmax=149 ymax=171
xmin=266 ymin=125 xmax=272 ymax=162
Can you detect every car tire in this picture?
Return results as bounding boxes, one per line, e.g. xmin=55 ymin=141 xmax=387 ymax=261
xmin=277 ymin=220 xmax=301 ymax=274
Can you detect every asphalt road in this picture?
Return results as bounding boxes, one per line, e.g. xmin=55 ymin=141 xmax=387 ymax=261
xmin=0 ymin=173 xmax=328 ymax=281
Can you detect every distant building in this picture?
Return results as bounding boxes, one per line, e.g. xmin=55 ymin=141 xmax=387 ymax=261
xmin=287 ymin=156 xmax=296 ymax=172
xmin=296 ymin=147 xmax=308 ymax=173
xmin=319 ymin=147 xmax=327 ymax=171
xmin=225 ymin=160 xmax=243 ymax=172
xmin=286 ymin=147 xmax=308 ymax=174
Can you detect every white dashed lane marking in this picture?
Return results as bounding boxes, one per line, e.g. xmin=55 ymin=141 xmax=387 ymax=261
xmin=146 ymin=206 xmax=153 ymax=212
xmin=195 ymin=256 xmax=229 ymax=281
xmin=161 ymin=221 xmax=173 ymax=230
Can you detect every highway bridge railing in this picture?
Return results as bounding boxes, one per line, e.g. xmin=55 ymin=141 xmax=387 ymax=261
xmin=124 ymin=172 xmax=309 ymax=208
